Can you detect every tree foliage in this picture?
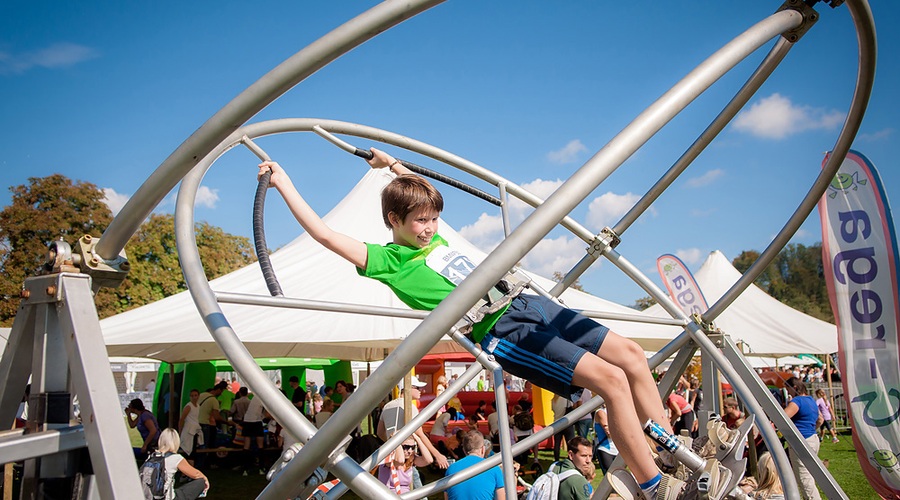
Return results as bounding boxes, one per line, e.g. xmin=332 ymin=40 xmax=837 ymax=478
xmin=631 ymin=296 xmax=657 ymax=311
xmin=552 ymin=271 xmax=585 ymax=292
xmin=1 ymin=175 xmax=256 ymax=326
xmin=732 ymin=243 xmax=833 ymax=323
xmin=96 ymin=213 xmax=257 ymax=317
xmin=0 ymin=174 xmax=113 ymax=323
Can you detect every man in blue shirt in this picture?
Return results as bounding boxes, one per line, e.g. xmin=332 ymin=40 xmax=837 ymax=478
xmin=445 ymin=430 xmax=505 ymax=500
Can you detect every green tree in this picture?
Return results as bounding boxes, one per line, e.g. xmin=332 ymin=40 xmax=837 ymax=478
xmin=732 ymin=244 xmax=833 ymax=323
xmin=631 ymin=296 xmax=657 ymax=311
xmin=97 ymin=213 xmax=256 ymax=316
xmin=0 ymin=174 xmax=113 ymax=324
xmin=1 ymin=175 xmax=257 ymax=325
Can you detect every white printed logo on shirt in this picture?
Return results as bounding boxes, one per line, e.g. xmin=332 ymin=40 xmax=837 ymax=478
xmin=425 ymin=245 xmax=478 ymax=286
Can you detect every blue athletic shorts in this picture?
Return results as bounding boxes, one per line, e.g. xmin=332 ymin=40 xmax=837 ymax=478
xmin=479 ymin=294 xmax=609 ymax=400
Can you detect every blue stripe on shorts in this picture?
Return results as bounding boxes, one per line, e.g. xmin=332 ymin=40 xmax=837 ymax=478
xmin=479 ymin=294 xmax=609 ymax=400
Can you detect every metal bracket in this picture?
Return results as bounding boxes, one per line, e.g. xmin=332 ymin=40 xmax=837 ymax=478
xmin=586 ymin=227 xmax=621 ymax=257
xmin=73 ymin=234 xmax=130 ymax=290
xmin=776 ymin=0 xmax=821 ymax=43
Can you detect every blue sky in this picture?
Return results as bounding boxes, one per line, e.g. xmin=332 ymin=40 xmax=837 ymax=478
xmin=2 ymin=1 xmax=898 ymax=307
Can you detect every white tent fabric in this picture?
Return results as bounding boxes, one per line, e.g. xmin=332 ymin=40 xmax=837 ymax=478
xmin=100 ymin=169 xmax=677 ymax=363
xmin=643 ymin=250 xmax=838 ymax=357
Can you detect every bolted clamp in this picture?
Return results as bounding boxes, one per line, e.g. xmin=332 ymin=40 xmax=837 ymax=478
xmin=776 ymin=0 xmax=822 ymax=44
xmin=586 ymin=227 xmax=621 ymax=257
xmin=73 ymin=234 xmax=131 ymax=290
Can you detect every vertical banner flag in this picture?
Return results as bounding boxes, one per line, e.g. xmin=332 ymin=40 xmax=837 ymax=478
xmin=819 ymin=150 xmax=900 ymax=499
xmin=657 ymin=254 xmax=709 ymax=316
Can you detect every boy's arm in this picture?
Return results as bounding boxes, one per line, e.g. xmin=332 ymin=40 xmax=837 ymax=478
xmin=367 ymin=147 xmax=414 ymax=176
xmin=259 ymin=161 xmax=368 ymax=269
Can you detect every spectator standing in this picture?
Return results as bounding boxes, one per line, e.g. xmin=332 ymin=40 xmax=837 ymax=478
xmin=288 ymin=376 xmax=304 ymax=412
xmin=784 ymin=377 xmax=822 ymax=500
xmin=241 ymin=390 xmax=268 ymax=476
xmin=178 ymin=389 xmax=202 ymax=457
xmin=593 ymin=405 xmax=619 ymax=474
xmin=666 ymin=391 xmax=694 ymax=437
xmin=476 ymin=375 xmax=486 ymax=392
xmin=722 ymin=397 xmax=743 ymax=429
xmin=551 ymin=393 xmax=575 ymax=462
xmin=230 ymin=387 xmax=251 ymax=424
xmin=445 ymin=430 xmax=505 ymax=500
xmin=573 ymin=389 xmax=593 ymax=439
xmin=126 ymin=398 xmax=160 ymax=459
xmin=196 ymin=384 xmax=229 ymax=469
xmin=815 ymin=389 xmax=839 ymax=443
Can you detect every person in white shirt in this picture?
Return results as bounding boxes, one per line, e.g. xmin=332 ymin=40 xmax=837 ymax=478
xmin=376 ymin=376 xmax=449 ymax=469
xmin=241 ymin=391 xmax=268 ymax=476
xmin=178 ymin=389 xmax=202 ymax=457
xmin=430 ymin=407 xmax=456 ymax=440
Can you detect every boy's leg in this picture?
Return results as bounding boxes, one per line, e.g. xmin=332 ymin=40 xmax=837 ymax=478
xmin=571 ymin=353 xmax=660 ymax=484
xmin=595 ymin=331 xmax=674 ymax=435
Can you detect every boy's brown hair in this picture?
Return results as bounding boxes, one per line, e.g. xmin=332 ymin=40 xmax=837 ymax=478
xmin=381 ymin=175 xmax=444 ymax=229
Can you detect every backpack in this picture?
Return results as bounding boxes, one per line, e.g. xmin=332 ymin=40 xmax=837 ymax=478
xmin=140 ymin=452 xmax=171 ymax=500
xmin=514 ymin=411 xmax=534 ymax=432
xmin=525 ymin=463 xmax=581 ymax=500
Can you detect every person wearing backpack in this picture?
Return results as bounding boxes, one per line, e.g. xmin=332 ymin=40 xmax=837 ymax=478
xmin=141 ymin=428 xmax=208 ymax=500
xmin=526 ymin=436 xmax=593 ymax=500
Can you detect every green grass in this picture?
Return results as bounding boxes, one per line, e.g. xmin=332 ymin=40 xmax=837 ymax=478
xmin=125 ymin=426 xmax=879 ymax=499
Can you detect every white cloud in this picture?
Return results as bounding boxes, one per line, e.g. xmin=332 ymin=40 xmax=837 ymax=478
xmin=685 ymin=169 xmax=724 ymax=188
xmin=732 ymin=93 xmax=845 ymax=139
xmin=521 ymin=235 xmax=586 ymax=279
xmin=547 ymin=140 xmax=587 ymax=164
xmin=0 ymin=42 xmax=99 ymax=75
xmin=457 ymin=213 xmax=504 ymax=251
xmin=102 ymin=188 xmax=130 ymax=216
xmin=675 ymin=248 xmax=705 ymax=267
xmin=858 ymin=128 xmax=893 ymax=142
xmin=195 ymin=186 xmax=220 ymax=209
xmin=585 ymin=191 xmax=643 ymax=231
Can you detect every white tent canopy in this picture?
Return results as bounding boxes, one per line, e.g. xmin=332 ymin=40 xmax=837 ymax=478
xmin=644 ymin=250 xmax=838 ymax=357
xmin=100 ymin=169 xmax=677 ymax=363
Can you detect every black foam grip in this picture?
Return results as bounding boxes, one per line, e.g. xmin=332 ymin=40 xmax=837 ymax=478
xmin=253 ymin=171 xmax=285 ymax=297
xmin=399 ymin=160 xmax=502 ymax=207
xmin=354 ymin=148 xmax=374 ymax=160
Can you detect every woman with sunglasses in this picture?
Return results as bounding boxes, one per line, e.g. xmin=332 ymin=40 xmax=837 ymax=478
xmin=377 ymin=432 xmax=433 ymax=493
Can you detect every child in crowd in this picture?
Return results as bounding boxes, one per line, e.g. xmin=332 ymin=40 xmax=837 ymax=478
xmin=259 ymin=148 xmax=685 ymax=499
xmin=376 ymin=433 xmax=433 ymax=494
xmin=815 ymin=389 xmax=839 ymax=443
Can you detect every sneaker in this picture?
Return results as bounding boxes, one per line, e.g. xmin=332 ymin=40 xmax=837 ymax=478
xmin=259 ymin=468 xmax=265 ymax=475
xmin=607 ymin=467 xmax=642 ymax=500
xmin=242 ymin=470 xmax=248 ymax=477
xmin=832 ymin=437 xmax=840 ymax=443
xmin=694 ymin=458 xmax=732 ymax=500
xmin=656 ymin=474 xmax=686 ymax=500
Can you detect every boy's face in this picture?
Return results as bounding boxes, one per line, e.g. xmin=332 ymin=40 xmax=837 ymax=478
xmin=390 ymin=207 xmax=440 ymax=248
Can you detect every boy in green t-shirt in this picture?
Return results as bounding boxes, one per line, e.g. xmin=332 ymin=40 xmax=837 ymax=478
xmin=259 ymin=148 xmax=684 ymax=499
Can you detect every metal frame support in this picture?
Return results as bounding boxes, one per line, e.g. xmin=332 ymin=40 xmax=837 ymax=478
xmin=0 ymin=273 xmax=143 ymax=498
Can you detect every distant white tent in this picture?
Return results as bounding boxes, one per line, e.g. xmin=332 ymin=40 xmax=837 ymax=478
xmin=100 ymin=169 xmax=677 ymax=363
xmin=644 ymin=250 xmax=838 ymax=357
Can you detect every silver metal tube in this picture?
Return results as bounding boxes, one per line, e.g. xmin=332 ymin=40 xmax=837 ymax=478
xmin=240 ymin=135 xmax=272 ymax=162
xmin=549 ymin=252 xmax=599 ymax=298
xmin=498 ymin=182 xmax=512 ymax=238
xmin=312 ymin=124 xmax=359 ymax=155
xmin=96 ymin=0 xmax=445 ymax=260
xmin=0 ymin=426 xmax=85 ymax=463
xmin=613 ymin=37 xmax=793 ymax=236
xmin=705 ymin=0 xmax=876 ymax=322
xmin=216 ymin=291 xmax=430 ymax=320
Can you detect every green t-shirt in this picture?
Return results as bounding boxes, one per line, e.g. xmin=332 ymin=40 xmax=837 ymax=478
xmin=357 ymin=234 xmax=507 ymax=342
